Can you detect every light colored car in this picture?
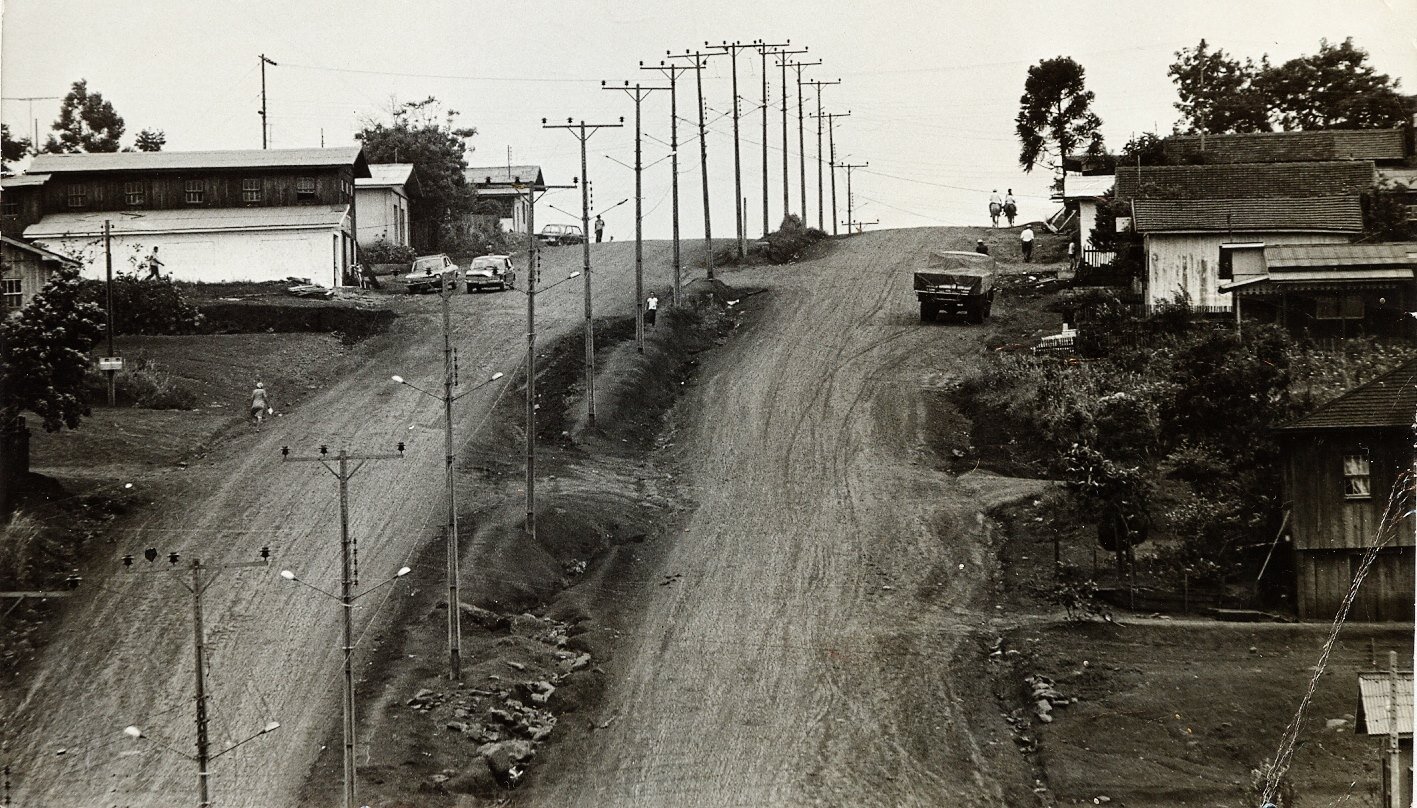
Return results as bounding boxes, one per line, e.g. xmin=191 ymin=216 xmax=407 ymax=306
xmin=465 ymin=255 xmax=516 ymax=292
xmin=536 ymin=224 xmax=584 ymax=246
xmin=404 ymin=254 xmax=459 ymax=294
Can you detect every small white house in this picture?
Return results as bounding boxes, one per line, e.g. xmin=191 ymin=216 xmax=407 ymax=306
xmin=355 ymin=163 xmax=418 ymax=250
xmin=1060 ymin=172 xmax=1115 ymax=262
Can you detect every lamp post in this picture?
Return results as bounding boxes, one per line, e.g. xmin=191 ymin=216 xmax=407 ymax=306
xmin=122 ymin=721 xmax=280 ymax=808
xmin=391 ymin=366 xmax=505 ymax=681
xmin=280 ymin=565 xmax=410 ymax=808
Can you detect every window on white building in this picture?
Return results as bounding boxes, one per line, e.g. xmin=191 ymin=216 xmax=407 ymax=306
xmin=2 ymin=276 xmax=21 ymax=309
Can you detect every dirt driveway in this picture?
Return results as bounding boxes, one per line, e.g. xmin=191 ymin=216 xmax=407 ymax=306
xmin=523 ymin=228 xmax=1047 ymax=807
xmin=3 ymin=241 xmax=681 ymax=808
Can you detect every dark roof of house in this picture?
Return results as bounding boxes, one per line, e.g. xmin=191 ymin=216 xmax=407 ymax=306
xmin=1116 ymin=161 xmax=1375 ymax=201
xmin=1283 ymin=358 xmax=1417 ymax=431
xmin=1265 ymin=242 xmax=1417 ymax=269
xmin=1162 ymin=128 xmax=1407 ymax=165
xmin=1131 ymin=196 xmax=1364 ymax=233
xmin=465 ymin=165 xmax=545 ymax=190
xmin=1 ymin=173 xmax=50 ymax=189
xmin=0 ymin=234 xmax=80 ymax=265
xmin=27 ymin=147 xmax=370 ymax=177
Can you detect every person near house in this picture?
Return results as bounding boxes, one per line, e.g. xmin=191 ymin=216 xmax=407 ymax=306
xmin=144 ymin=247 xmax=164 ymax=280
xmin=1003 ymin=189 xmax=1018 ymax=227
xmin=987 ymin=190 xmax=1002 ymax=227
xmin=249 ymin=381 xmax=271 ymax=431
xmin=975 ymin=239 xmax=990 ymax=255
xmin=1067 ymin=240 xmax=1078 ymax=271
xmin=645 ymin=295 xmax=659 ymax=328
xmin=594 ymin=215 xmax=605 ymax=243
xmin=1020 ymin=226 xmax=1035 ymax=262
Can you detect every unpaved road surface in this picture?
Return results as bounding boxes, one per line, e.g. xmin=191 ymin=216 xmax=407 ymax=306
xmin=526 ymin=229 xmax=1045 ymax=807
xmin=4 ymin=241 xmax=680 ymax=807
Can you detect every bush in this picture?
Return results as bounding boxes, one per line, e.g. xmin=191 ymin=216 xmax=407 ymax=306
xmin=760 ymin=214 xmax=826 ymax=263
xmin=1044 ymin=565 xmax=1109 ymax=622
xmin=361 ymin=238 xmax=417 ymax=265
xmin=84 ymin=358 xmax=199 ymax=409
xmin=79 ymin=275 xmax=203 ymax=335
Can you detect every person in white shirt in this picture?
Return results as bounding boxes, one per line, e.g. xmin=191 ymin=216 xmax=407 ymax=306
xmin=1020 ymin=226 xmax=1035 ymax=262
xmin=645 ymin=295 xmax=659 ymax=328
xmin=1003 ymin=190 xmax=1018 ymax=226
xmin=988 ymin=190 xmax=1003 ymax=227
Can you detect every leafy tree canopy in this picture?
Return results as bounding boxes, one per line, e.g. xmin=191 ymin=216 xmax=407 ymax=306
xmin=134 ymin=128 xmax=166 ymax=152
xmin=1015 ymin=57 xmax=1105 ymax=176
xmin=1170 ymin=37 xmax=1406 ymax=133
xmin=1 ymin=264 xmax=106 ymax=432
xmin=44 ymin=79 xmax=126 ymax=153
xmin=2 ymin=124 xmax=32 ymax=170
xmin=356 ymin=97 xmax=477 ymax=250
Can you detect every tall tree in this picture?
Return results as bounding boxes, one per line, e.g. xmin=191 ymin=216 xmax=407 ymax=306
xmin=134 ymin=128 xmax=166 ymax=152
xmin=44 ymin=79 xmax=126 ymax=153
xmin=1262 ymin=37 xmax=1407 ymax=130
xmin=2 ymin=124 xmax=32 ymax=171
xmin=0 ymin=264 xmax=106 ymax=432
xmin=356 ymin=97 xmax=477 ymax=250
xmin=1015 ymin=57 xmax=1105 ymax=178
xmin=1168 ymin=39 xmax=1271 ymax=134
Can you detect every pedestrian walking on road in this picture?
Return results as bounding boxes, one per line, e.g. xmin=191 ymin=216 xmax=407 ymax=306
xmin=645 ymin=295 xmax=659 ymax=328
xmin=1003 ymin=189 xmax=1017 ymax=227
xmin=1020 ymin=226 xmax=1035 ymax=262
xmin=249 ymin=381 xmax=271 ymax=431
xmin=975 ymin=239 xmax=990 ymax=255
xmin=594 ymin=215 xmax=605 ymax=243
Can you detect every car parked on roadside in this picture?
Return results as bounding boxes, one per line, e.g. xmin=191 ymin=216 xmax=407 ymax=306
xmin=404 ymin=254 xmax=459 ymax=294
xmin=465 ymin=255 xmax=516 ymax=292
xmin=536 ymin=224 xmax=584 ymax=246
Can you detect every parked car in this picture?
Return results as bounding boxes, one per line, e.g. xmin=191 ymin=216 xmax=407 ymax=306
xmin=914 ymin=250 xmax=996 ymax=323
xmin=537 ymin=224 xmax=584 ymax=246
xmin=404 ymin=254 xmax=459 ymax=294
xmin=465 ymin=255 xmax=516 ymax=292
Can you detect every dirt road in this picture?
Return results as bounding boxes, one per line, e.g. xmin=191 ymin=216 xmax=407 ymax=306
xmin=526 ymin=229 xmax=1045 ymax=807
xmin=4 ymin=241 xmax=679 ymax=807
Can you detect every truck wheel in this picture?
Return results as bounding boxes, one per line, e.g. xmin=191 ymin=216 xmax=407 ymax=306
xmin=966 ymin=304 xmax=984 ymax=324
xmin=920 ymin=302 xmax=933 ymax=322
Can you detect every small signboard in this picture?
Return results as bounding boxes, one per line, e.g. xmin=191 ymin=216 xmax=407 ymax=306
xmin=97 ymin=357 xmax=124 ymax=371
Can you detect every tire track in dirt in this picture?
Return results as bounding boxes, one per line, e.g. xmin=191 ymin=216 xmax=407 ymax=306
xmin=523 ymin=228 xmax=1047 ymax=807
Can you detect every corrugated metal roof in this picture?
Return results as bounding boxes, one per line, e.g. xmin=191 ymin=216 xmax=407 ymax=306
xmin=1062 ymin=173 xmax=1114 ymax=199
xmin=0 ymin=234 xmax=80 ymax=265
xmin=27 ymin=147 xmax=369 ymax=176
xmin=1132 ymin=196 xmax=1363 ymax=233
xmin=1283 ymin=358 xmax=1417 ymax=431
xmin=1162 ymin=128 xmax=1407 ymax=164
xmin=465 ymin=165 xmax=545 ymax=189
xmin=1 ymin=173 xmax=50 ymax=189
xmin=357 ymin=163 xmax=415 ymax=187
xmin=1357 ymin=671 xmax=1414 ymax=736
xmin=1117 ymin=161 xmax=1375 ymax=202
xmin=1266 ymin=242 xmax=1417 ymax=268
xmin=25 ymin=205 xmax=349 ymax=238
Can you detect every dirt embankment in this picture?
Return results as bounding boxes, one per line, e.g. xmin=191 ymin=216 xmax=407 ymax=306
xmin=325 ymin=278 xmax=744 ymax=806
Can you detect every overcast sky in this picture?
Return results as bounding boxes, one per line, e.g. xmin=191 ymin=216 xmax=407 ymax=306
xmin=3 ymin=0 xmax=1415 ymax=238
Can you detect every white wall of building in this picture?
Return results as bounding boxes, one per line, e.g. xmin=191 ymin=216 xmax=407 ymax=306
xmin=1144 ymin=231 xmax=1349 ymax=310
xmin=35 ymin=228 xmax=349 ymax=286
xmin=355 ymin=187 xmax=409 ymax=247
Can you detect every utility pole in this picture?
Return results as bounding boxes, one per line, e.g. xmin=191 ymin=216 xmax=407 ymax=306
xmin=811 ymin=110 xmax=850 ymax=236
xmin=282 ymin=444 xmax=404 ymax=808
xmin=774 ymin=49 xmax=809 ymax=219
xmin=789 ymin=60 xmax=821 ymax=223
xmin=259 ymin=54 xmax=277 ymax=149
xmin=752 ymin=40 xmax=791 ymax=235
xmin=668 ymin=50 xmax=715 ymax=278
xmin=120 ymin=547 xmax=276 ymax=808
xmin=708 ymin=41 xmax=758 ymax=261
xmin=803 ymin=78 xmax=841 ymax=232
xmin=603 ymin=81 xmax=668 ymax=354
xmin=439 ymin=273 xmax=461 ymax=678
xmin=840 ymin=161 xmax=868 ymax=234
xmin=641 ymin=61 xmax=691 ymax=306
xmin=543 ymin=118 xmax=623 ymax=427
xmin=104 ymin=220 xmax=116 ymax=407
xmin=1387 ymin=650 xmax=1401 ymax=808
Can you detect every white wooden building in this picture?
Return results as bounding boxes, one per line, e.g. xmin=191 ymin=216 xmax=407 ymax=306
xmin=355 ymin=163 xmax=417 ymax=249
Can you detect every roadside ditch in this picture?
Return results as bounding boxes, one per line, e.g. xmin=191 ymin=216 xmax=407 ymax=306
xmin=307 ymin=278 xmax=749 ymax=805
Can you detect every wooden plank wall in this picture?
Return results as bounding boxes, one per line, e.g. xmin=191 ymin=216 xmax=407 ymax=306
xmin=1296 ymin=547 xmax=1415 ymax=621
xmin=41 ymin=166 xmax=354 ymax=215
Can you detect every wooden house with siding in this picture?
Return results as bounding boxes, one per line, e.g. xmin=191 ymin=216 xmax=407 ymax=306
xmin=1278 ymin=359 xmax=1416 ymax=620
xmin=18 ymin=147 xmax=370 ymax=285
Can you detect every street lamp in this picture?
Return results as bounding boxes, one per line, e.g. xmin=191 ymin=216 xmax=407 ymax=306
xmin=122 ymin=721 xmax=280 ymax=808
xmin=280 ymin=564 xmax=409 ymax=808
xmin=391 ymin=365 xmax=505 ymax=683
